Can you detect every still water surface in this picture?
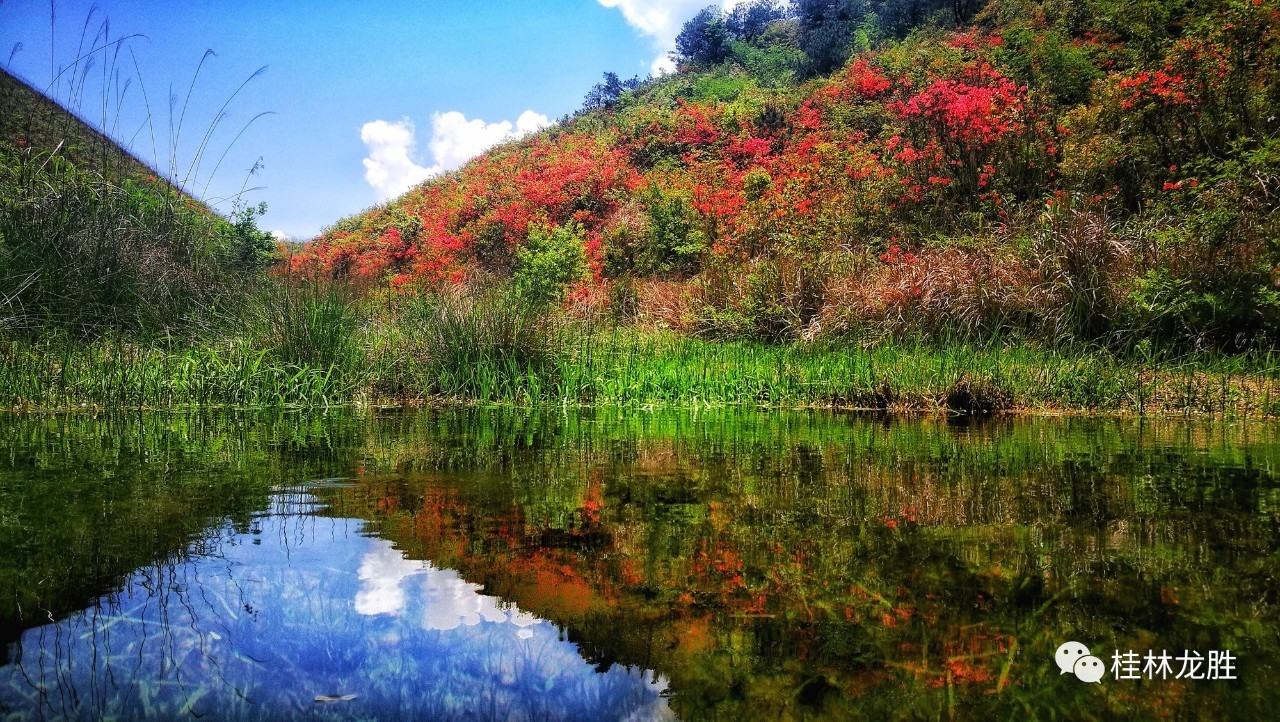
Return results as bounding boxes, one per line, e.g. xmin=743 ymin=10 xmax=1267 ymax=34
xmin=1 ymin=410 xmax=1277 ymax=720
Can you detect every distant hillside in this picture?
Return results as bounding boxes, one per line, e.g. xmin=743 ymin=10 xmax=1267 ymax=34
xmin=301 ymin=0 xmax=1280 ymax=349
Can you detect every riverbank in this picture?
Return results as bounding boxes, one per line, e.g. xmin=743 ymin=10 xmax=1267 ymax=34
xmin=3 ymin=332 xmax=1277 ymax=416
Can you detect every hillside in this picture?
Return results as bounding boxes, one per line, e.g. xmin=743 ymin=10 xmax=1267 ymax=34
xmin=299 ymin=0 xmax=1280 ymax=351
xmin=0 ymin=67 xmax=174 ymax=189
xmin=1 ymin=66 xmax=272 ymax=337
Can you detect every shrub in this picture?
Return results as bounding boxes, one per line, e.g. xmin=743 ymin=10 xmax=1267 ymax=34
xmin=1122 ymin=218 xmax=1280 ymax=350
xmin=638 ymin=189 xmax=706 ymax=276
xmin=222 ymin=202 xmax=278 ymax=273
xmin=996 ymin=27 xmax=1100 ymax=105
xmin=512 ymin=222 xmax=591 ymax=306
xmin=695 ymin=247 xmax=831 ymax=340
xmin=731 ymin=40 xmax=804 ymax=88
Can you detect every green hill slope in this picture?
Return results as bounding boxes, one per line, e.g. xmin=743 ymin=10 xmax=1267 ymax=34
xmin=0 ymin=67 xmax=273 ymax=337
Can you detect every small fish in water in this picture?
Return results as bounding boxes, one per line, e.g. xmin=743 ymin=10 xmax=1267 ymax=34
xmin=314 ymin=694 xmax=358 ymax=703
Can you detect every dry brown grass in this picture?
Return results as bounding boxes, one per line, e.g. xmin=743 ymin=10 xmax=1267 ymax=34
xmin=1030 ymin=208 xmax=1133 ymax=341
xmin=818 ymin=246 xmax=1042 ymax=339
xmin=635 ymin=278 xmax=697 ymax=331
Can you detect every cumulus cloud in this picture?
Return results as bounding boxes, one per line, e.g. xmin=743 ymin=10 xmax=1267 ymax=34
xmin=360 ymin=119 xmax=435 ymax=202
xmin=426 ymin=110 xmax=552 ymax=172
xmin=352 ymin=537 xmax=550 ymax=638
xmin=360 ymin=110 xmax=552 ymax=201
xmin=597 ymin=0 xmax=753 ymax=74
xmin=419 ymin=567 xmax=514 ymax=631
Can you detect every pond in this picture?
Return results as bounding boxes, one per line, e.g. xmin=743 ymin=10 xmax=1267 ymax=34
xmin=1 ymin=410 xmax=1277 ymax=720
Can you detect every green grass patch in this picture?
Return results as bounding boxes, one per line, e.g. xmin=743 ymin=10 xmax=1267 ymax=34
xmin=6 ymin=326 xmax=1277 ymax=415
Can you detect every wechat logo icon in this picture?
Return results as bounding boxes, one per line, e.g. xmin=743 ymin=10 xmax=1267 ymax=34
xmin=1056 ymin=641 xmax=1105 ymax=684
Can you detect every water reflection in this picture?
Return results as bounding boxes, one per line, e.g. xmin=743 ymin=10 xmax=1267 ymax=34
xmin=0 ymin=491 xmax=671 ymax=721
xmin=1 ymin=410 xmax=1279 ymax=720
xmin=354 ymin=528 xmax=545 ymax=637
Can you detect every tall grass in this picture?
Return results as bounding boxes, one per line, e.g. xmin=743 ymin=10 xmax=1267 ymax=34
xmin=554 ymin=331 xmax=1280 ymax=415
xmin=3 ymin=320 xmax=1277 ymax=414
xmin=0 ymin=339 xmax=357 ymax=409
xmin=242 ymin=280 xmax=364 ymax=369
xmin=0 ymin=14 xmax=272 ymax=340
xmin=371 ymin=285 xmax=566 ymax=403
xmin=0 ymin=150 xmax=245 ymax=337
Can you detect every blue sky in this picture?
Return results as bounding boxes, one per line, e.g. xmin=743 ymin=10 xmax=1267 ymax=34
xmin=0 ymin=1 xmax=738 ymax=239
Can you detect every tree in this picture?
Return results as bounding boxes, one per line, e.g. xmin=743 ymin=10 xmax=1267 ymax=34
xmin=675 ymin=7 xmax=734 ymax=67
xmin=877 ymin=0 xmax=964 ymax=39
xmin=726 ymin=0 xmax=791 ymax=42
xmin=582 ymin=72 xmax=643 ymax=112
xmin=795 ymin=0 xmax=869 ymax=76
xmin=224 ymin=201 xmax=277 ymax=272
xmin=795 ymin=1 xmax=982 ymax=77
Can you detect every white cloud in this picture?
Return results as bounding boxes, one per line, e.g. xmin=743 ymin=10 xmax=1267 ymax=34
xmin=419 ymin=567 xmax=513 ymax=631
xmin=426 ymin=110 xmax=552 ymax=171
xmin=360 ymin=119 xmax=435 ymax=202
xmin=516 ymin=109 xmax=553 ymax=135
xmin=270 ymin=230 xmax=290 ymax=242
xmin=597 ymin=0 xmax=754 ymax=75
xmin=352 ymin=537 xmax=548 ymax=635
xmin=360 ymin=110 xmax=553 ymax=201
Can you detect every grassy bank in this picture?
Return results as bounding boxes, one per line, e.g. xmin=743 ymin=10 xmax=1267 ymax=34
xmin=4 ymin=328 xmax=1278 ymax=416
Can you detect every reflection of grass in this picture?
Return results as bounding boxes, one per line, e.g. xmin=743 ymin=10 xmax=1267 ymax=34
xmin=0 ymin=412 xmax=360 ymax=635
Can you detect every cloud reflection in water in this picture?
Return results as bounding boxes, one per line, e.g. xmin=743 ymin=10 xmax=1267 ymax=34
xmin=0 ymin=492 xmax=671 ymax=721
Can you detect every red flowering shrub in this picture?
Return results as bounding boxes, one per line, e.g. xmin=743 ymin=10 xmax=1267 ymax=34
xmin=891 ymin=69 xmax=1032 ymax=199
xmin=297 ymin=132 xmax=636 ymax=290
